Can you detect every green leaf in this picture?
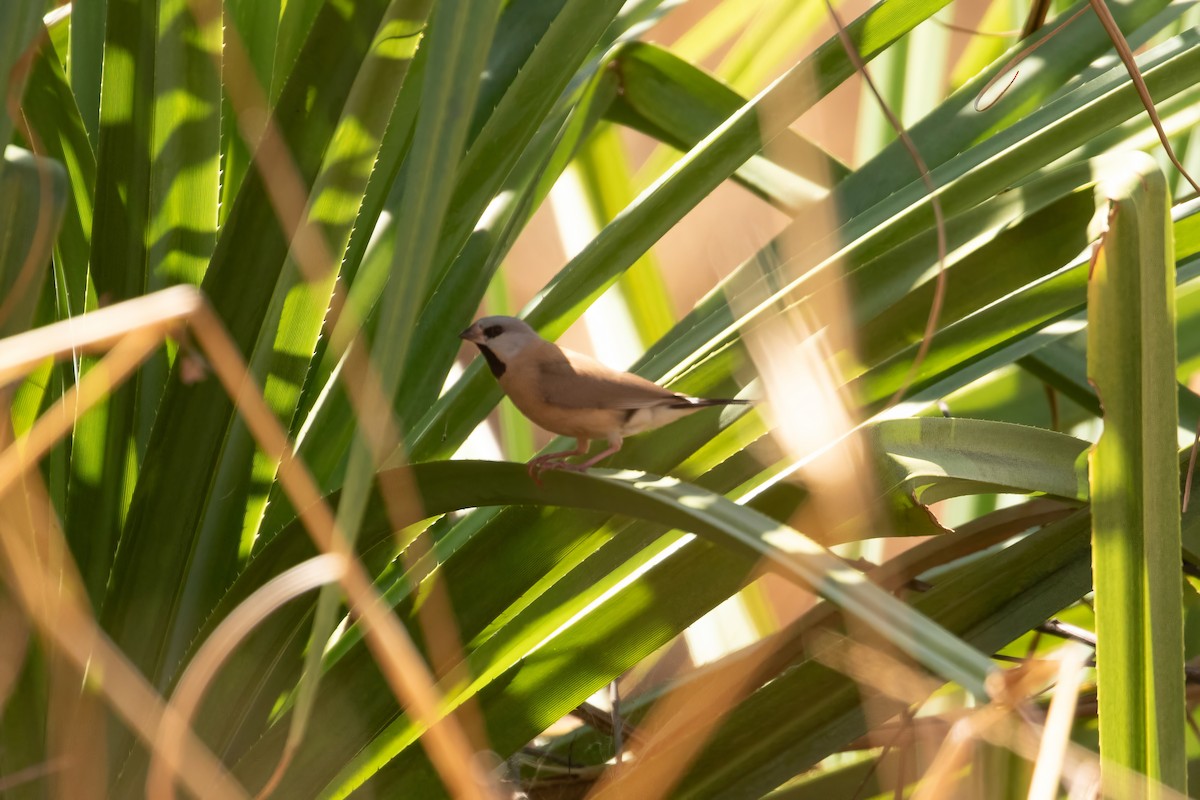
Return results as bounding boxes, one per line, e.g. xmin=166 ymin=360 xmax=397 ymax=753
xmin=409 ymin=0 xmax=960 ymax=461
xmin=606 ymin=42 xmax=849 ymax=208
xmin=853 ymin=25 xmax=906 ymax=162
xmin=672 ymin=507 xmax=1096 ymax=797
xmin=20 ymin=30 xmax=95 ymax=322
xmin=222 ymin=461 xmax=992 ymax=796
xmin=840 ymin=0 xmax=1172 ymax=221
xmin=716 ymin=0 xmax=835 ymax=94
xmin=68 ymin=0 xmax=106 ymax=145
xmin=948 ymin=0 xmax=1017 ymax=90
xmin=101 ymin=0 xmax=396 ymax=704
xmin=270 ymin=0 xmax=322 ymax=101
xmin=0 ymin=147 xmax=68 ymax=514
xmin=264 ymin=8 xmax=625 ymax=535
xmin=0 ymin=0 xmax=42 ymax=149
xmin=179 ymin=406 xmax=770 ymax=784
xmin=693 ymin=35 xmax=1200 ymax=417
xmin=295 ymin=0 xmax=503 ymax=756
xmin=220 ymin=0 xmax=281 ymax=218
xmin=146 ymin=0 xmax=220 ymax=292
xmin=670 ymin=0 xmax=759 ymax=65
xmin=1087 ymin=152 xmax=1185 ymax=791
xmin=594 ymin=22 xmax=1196 ymax=444
xmin=1 ymin=141 xmax=71 ymax=528
xmin=136 ymin=0 xmax=223 ymax=514
xmin=393 ymin=0 xmax=629 ymax=428
xmin=899 ymin=16 xmax=950 ymax=126
xmin=65 ymin=0 xmax=164 ymax=613
xmin=0 ymin=147 xmax=67 ymax=339
xmin=575 ymin=123 xmax=676 ymax=344
xmin=238 ymin=0 xmax=431 ymax=548
xmin=14 ymin=1 xmax=1200 ymax=795
xmin=10 ymin=29 xmax=93 ymax=521
xmin=871 ymin=417 xmax=1090 ymax=507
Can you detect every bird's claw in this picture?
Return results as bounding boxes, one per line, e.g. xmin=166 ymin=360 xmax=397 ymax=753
xmin=526 ymin=457 xmax=588 ymax=487
xmin=527 ymin=457 xmax=561 ymax=487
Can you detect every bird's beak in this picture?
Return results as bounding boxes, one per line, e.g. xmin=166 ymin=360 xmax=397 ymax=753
xmin=459 ymin=324 xmax=485 ymax=344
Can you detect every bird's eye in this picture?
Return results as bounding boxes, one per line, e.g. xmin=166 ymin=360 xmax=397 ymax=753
xmin=483 ymin=325 xmax=503 ymax=338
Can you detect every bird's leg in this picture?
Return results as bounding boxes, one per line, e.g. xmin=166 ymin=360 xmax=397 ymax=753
xmin=527 ymin=438 xmax=590 ymax=482
xmin=554 ymin=434 xmax=623 ymax=473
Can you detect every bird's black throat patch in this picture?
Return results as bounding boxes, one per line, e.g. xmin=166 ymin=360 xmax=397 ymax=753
xmin=476 ymin=344 xmax=506 ymax=377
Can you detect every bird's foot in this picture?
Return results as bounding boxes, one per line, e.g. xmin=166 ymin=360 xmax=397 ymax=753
xmin=527 ymin=456 xmax=565 ymax=486
xmin=545 ymin=461 xmax=588 ymax=473
xmin=526 ymin=457 xmax=587 ymax=486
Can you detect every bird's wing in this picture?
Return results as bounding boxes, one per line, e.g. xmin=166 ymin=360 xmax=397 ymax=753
xmin=536 ymin=347 xmax=684 ymax=410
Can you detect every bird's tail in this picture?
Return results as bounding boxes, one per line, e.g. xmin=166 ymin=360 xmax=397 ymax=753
xmin=670 ymin=397 xmax=751 ymax=409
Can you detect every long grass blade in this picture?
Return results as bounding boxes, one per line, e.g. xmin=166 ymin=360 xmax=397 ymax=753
xmin=1087 ymin=151 xmax=1186 ymax=791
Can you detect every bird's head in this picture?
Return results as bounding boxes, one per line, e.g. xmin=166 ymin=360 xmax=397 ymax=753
xmin=459 ymin=315 xmax=541 ymax=363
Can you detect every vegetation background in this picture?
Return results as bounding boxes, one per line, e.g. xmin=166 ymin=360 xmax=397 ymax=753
xmin=2 ymin=0 xmax=1200 ymax=797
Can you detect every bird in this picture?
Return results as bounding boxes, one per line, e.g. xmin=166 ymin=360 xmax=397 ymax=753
xmin=459 ymin=315 xmax=749 ymax=481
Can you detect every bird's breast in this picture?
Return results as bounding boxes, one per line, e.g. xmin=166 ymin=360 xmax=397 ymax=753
xmin=498 ymin=368 xmax=622 ymax=439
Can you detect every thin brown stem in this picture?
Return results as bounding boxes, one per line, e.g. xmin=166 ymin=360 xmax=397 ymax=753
xmin=821 ymin=0 xmax=948 ymax=408
xmin=1086 ymin=0 xmax=1200 ymax=195
xmin=188 ymin=305 xmax=495 ymax=800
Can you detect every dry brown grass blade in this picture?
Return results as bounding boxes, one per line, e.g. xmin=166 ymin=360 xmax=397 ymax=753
xmin=1027 ymin=644 xmax=1090 ymax=800
xmin=180 ymin=0 xmax=485 ymax=785
xmin=568 ymin=499 xmax=1070 ymax=798
xmin=0 ymin=330 xmax=163 ymax=495
xmin=0 ymin=285 xmax=201 ymax=383
xmin=187 ymin=305 xmax=496 ymax=799
xmin=344 ymin=344 xmax=490 ymax=750
xmin=907 ymin=664 xmax=1053 ymax=800
xmin=0 ymin=760 xmax=66 ymax=794
xmin=0 ymin=285 xmax=491 ymax=797
xmin=146 ymin=554 xmax=347 ymax=800
xmin=0 ymin=494 xmax=249 ymax=800
xmin=584 ymin=574 xmax=796 ymax=800
xmin=809 ymin=628 xmax=944 ymax=705
xmin=591 ymin=15 xmax=948 ymax=790
xmin=812 ymin=627 xmax=947 ymax=797
xmin=0 ymin=578 xmax=30 ymax=711
xmin=903 ymin=643 xmax=1194 ymax=800
xmin=586 ymin=173 xmax=875 ymax=799
xmin=583 ymin=620 xmax=943 ymax=799
xmin=973 ymin=684 xmax=1189 ymax=800
xmin=0 ymin=329 xmax=250 ymax=799
xmin=1 ymin=408 xmax=107 ymax=799
xmin=909 ymin=713 xmax=986 ymax=800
